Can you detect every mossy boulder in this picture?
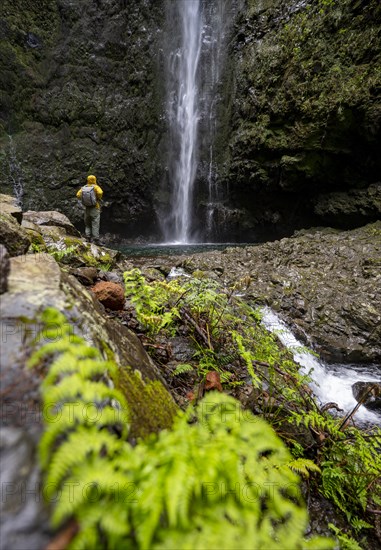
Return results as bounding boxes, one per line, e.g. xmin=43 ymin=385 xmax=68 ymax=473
xmin=1 ymin=253 xmax=177 ymax=436
xmin=0 ymin=193 xmax=23 ymax=222
xmin=0 ymin=251 xmax=177 ymax=550
xmin=0 ymin=211 xmax=31 ymax=256
xmin=22 ymin=210 xmax=80 ymax=236
xmin=17 ymin=209 xmax=121 ymax=269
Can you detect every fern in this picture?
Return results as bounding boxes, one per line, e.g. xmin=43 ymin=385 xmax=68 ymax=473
xmin=286 ymin=458 xmax=321 ymax=478
xmin=120 ymin=269 xmax=381 ymax=544
xmin=172 ymin=363 xmax=194 ymax=376
xmin=31 ymin=310 xmax=333 ymax=549
xmin=328 ymin=524 xmax=363 ymax=550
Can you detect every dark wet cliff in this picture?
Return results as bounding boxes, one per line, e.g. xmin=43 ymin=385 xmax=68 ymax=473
xmin=0 ymin=0 xmax=166 ymax=237
xmin=218 ymin=0 xmax=381 ymax=239
xmin=0 ymin=0 xmax=380 ymax=241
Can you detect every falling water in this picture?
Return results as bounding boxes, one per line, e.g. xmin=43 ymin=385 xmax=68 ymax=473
xmin=162 ymin=0 xmax=237 ymax=243
xmin=164 ymin=0 xmax=203 ymax=243
xmin=201 ymin=0 xmax=234 ymax=240
xmin=8 ymin=136 xmax=24 ymax=208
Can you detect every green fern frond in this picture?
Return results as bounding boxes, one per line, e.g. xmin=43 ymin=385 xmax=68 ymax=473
xmin=172 ymin=363 xmax=194 ymax=376
xmin=32 ymin=294 xmax=344 ymax=550
xmin=42 ymin=355 xmax=118 ymax=388
xmin=28 ymin=338 xmax=100 ymax=367
xmin=46 ymin=428 xmax=124 ymax=497
xmin=42 ymin=375 xmax=128 ymax=411
xmin=286 ymin=458 xmax=321 ymax=478
xmin=54 ymin=458 xmax=133 ymax=525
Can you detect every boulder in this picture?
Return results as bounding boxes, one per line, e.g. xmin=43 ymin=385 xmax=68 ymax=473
xmin=37 ymin=225 xmax=68 ymax=243
xmin=1 ymin=252 xmax=176 ymax=437
xmin=352 ymin=381 xmax=381 ymax=411
xmin=0 ymin=253 xmax=177 ymax=549
xmin=91 ymin=281 xmax=125 ymax=310
xmin=71 ymin=266 xmax=98 ymax=285
xmin=0 ymin=244 xmax=10 ymax=293
xmin=22 ymin=210 xmax=80 ymax=237
xmin=0 ymin=194 xmax=23 ymax=223
xmin=0 ymin=212 xmax=31 ymax=257
xmin=100 ymin=270 xmax=124 ymax=284
xmin=21 ymin=219 xmax=43 ymax=232
xmin=0 ymin=427 xmax=51 ymax=550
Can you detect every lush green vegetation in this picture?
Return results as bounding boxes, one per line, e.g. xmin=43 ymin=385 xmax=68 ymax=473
xmin=30 ymin=268 xmax=381 ymax=548
xmin=123 ymin=270 xmax=381 ymax=545
xmin=227 ymin=0 xmax=381 ymax=194
xmin=30 ymin=308 xmax=332 ymax=549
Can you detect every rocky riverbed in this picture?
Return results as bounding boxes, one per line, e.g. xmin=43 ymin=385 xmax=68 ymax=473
xmin=128 ymin=222 xmax=381 ymax=365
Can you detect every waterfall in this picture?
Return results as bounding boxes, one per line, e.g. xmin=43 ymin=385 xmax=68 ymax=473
xmin=164 ymin=0 xmax=203 ymax=244
xmin=8 ymin=136 xmax=24 ymax=208
xmin=261 ymin=308 xmax=380 ymax=425
xmin=162 ymin=0 xmax=237 ymax=243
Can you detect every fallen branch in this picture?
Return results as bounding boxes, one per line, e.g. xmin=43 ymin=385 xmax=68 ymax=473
xmin=339 ymin=384 xmax=378 ymax=431
xmin=181 ymin=308 xmax=213 ymax=350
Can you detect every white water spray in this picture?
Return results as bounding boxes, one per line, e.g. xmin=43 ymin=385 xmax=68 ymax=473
xmin=165 ymin=0 xmax=203 ymax=243
xmin=261 ymin=308 xmax=380 ymax=425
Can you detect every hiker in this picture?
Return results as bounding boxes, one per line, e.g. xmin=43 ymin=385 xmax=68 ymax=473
xmin=76 ymin=175 xmax=103 ymax=243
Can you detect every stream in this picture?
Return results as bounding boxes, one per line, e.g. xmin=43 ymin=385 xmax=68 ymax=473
xmin=128 ymin=243 xmax=381 ymax=427
xmin=261 ymin=307 xmax=381 ymax=426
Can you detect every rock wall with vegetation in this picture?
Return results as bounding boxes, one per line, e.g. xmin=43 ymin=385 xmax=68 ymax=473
xmin=219 ymin=0 xmax=381 ymax=239
xmin=0 ymin=0 xmax=380 ymax=241
xmin=0 ymin=0 xmax=165 ymax=237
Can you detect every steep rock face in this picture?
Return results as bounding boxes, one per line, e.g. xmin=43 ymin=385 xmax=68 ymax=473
xmin=1 ymin=0 xmax=380 ymax=242
xmin=219 ymin=0 xmax=381 ymax=239
xmin=0 ymin=0 xmax=165 ymax=237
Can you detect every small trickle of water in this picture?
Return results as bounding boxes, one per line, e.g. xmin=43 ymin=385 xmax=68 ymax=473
xmin=261 ymin=307 xmax=380 ymax=425
xmin=167 ymin=267 xmax=191 ymax=280
xmin=201 ymin=1 xmax=233 ymax=240
xmin=8 ymin=136 xmax=24 ymax=207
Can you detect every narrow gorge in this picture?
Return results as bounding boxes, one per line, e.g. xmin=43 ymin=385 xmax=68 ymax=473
xmin=1 ymin=1 xmax=380 ymax=549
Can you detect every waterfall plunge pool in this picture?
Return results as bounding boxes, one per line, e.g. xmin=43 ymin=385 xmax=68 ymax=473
xmin=118 ymin=242 xmax=253 ymax=258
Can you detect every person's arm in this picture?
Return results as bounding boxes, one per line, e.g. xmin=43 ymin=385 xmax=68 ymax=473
xmin=94 ymin=185 xmax=103 ymax=201
xmin=76 ymin=189 xmax=82 ymax=199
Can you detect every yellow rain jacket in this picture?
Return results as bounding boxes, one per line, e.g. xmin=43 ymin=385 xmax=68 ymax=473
xmin=76 ymin=175 xmax=103 ymax=208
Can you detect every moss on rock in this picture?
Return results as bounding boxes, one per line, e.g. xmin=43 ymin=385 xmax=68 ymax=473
xmin=221 ymin=0 xmax=381 ymax=235
xmin=118 ymin=367 xmax=177 ymax=440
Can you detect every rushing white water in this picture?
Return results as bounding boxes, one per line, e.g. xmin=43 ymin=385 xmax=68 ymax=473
xmin=165 ymin=0 xmax=203 ymax=243
xmin=261 ymin=307 xmax=380 ymax=425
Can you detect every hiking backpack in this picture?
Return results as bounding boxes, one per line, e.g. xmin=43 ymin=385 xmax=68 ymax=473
xmin=81 ymin=185 xmax=97 ymax=207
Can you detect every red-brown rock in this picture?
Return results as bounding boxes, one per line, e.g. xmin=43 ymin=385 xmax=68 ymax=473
xmin=91 ymin=281 xmax=125 ymax=310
